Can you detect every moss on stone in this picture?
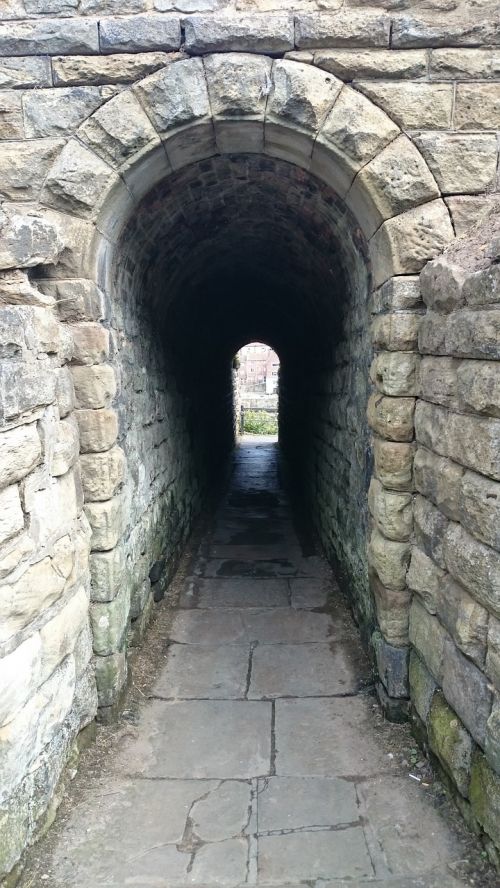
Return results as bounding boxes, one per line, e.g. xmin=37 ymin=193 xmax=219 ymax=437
xmin=409 ymin=649 xmax=437 ymax=723
xmin=428 ymin=692 xmax=473 ymax=797
xmin=470 ymin=751 xmax=500 ymax=852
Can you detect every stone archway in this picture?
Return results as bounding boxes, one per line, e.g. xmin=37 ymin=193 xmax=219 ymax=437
xmin=32 ymin=53 xmax=453 ymax=710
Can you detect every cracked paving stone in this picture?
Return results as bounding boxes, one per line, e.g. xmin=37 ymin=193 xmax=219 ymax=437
xmin=248 ymin=642 xmax=364 ymax=698
xmin=190 ymin=780 xmax=252 ymax=842
xmin=153 ymin=643 xmax=249 ymax=699
xmin=258 ymin=826 xmax=374 ymax=883
xmin=115 ymin=700 xmax=272 ymax=779
xmin=187 ymin=837 xmax=249 ymax=885
xmin=257 ymin=776 xmax=359 ymax=832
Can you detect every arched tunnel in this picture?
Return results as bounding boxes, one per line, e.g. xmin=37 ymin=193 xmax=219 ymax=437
xmin=112 ymin=153 xmax=373 ymax=640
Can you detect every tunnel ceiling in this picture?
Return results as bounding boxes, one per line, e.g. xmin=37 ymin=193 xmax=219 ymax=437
xmin=116 ymin=154 xmax=370 ymax=368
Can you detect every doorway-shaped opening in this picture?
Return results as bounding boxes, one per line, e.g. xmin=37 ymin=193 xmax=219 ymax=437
xmin=234 ymin=342 xmax=280 ymax=439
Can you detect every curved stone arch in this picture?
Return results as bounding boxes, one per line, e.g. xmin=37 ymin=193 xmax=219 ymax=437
xmin=34 ymin=53 xmax=455 ymax=707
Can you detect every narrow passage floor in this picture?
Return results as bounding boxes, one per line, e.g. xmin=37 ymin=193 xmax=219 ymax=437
xmin=24 ymin=440 xmax=479 ymax=887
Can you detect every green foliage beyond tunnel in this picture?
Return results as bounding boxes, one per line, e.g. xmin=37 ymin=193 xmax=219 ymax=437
xmin=243 ymin=411 xmax=278 ymax=435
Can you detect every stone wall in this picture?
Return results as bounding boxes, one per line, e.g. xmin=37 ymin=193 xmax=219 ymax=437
xmin=0 ymin=0 xmax=500 ymax=878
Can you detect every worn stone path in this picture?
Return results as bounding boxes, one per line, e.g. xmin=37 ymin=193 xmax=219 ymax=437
xmin=25 ymin=439 xmax=475 ymax=887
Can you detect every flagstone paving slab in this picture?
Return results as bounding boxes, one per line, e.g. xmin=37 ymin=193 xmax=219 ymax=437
xmin=153 ymin=643 xmax=249 ymax=699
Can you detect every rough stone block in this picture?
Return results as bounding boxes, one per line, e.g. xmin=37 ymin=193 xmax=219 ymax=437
xmin=133 ymin=57 xmax=210 ymax=136
xmin=371 ymin=352 xmax=420 ymax=397
xmin=204 ymin=52 xmax=272 ymax=121
xmin=454 ymin=85 xmax=500 ymax=130
xmin=268 ymin=59 xmax=342 ymax=133
xmin=0 ymin=139 xmax=64 ymax=202
xmin=373 ymin=438 xmax=414 ymax=491
xmin=90 ymin=545 xmax=126 ymax=602
xmin=0 ymin=19 xmax=99 ymax=56
xmin=485 ymin=706 xmax=500 ymax=777
xmin=372 ymin=630 xmax=409 ymax=698
xmin=22 ymin=87 xmax=103 ymax=139
xmin=368 ymin=477 xmax=412 ymax=541
xmin=415 ymin=400 xmax=500 ymax=482
xmin=80 ymin=446 xmax=126 ymax=502
xmin=418 ymin=356 xmax=458 ymax=409
xmin=79 ymin=90 xmax=160 ymax=169
xmin=414 ymin=446 xmax=464 ymax=520
xmin=428 ymin=692 xmax=473 ymax=798
xmin=0 ymin=422 xmax=41 ymax=486
xmin=85 ymin=495 xmax=123 ymax=552
xmin=430 ymin=48 xmax=500 ymax=80
xmin=91 ymin=584 xmax=130 ymax=656
xmin=392 ymin=16 xmax=500 ymax=49
xmin=0 ymin=204 xmax=66 ymax=271
xmin=459 ymin=470 xmax=500 ymax=552
xmin=72 ymin=364 xmax=117 ymax=409
xmin=99 ymin=15 xmax=181 ymax=53
xmin=71 ymin=323 xmax=110 ymax=365
xmin=51 ymin=418 xmax=80 ymax=477
xmin=443 ymin=522 xmax=500 ymax=621
xmin=0 ymin=483 xmax=23 ymax=547
xmin=372 ymin=312 xmax=421 ymax=352
xmin=0 ymin=56 xmax=52 ymax=89
xmin=353 ymin=81 xmax=453 ymax=130
xmin=419 ymin=309 xmax=500 ymax=360
xmin=447 ymin=196 xmax=500 ymax=239
xmin=41 ymin=279 xmax=105 ymax=323
xmin=55 ymin=368 xmax=75 ymax=418
xmin=295 ymin=12 xmax=390 ymax=48
xmin=441 ymin=637 xmax=492 ymax=748
xmin=0 ymin=634 xmax=41 ymax=729
xmin=367 ymin=393 xmax=415 ymax=442
xmin=0 ymin=363 xmax=56 ymax=426
xmin=371 ymin=573 xmax=411 ymax=645
xmin=41 ymin=138 xmax=119 ymax=219
xmin=407 ymin=547 xmax=444 ymax=615
xmin=0 ymin=543 xmax=71 ymax=644
xmin=52 ymin=51 xmax=180 ymax=87
xmin=312 ymin=48 xmax=426 ymax=81
xmin=409 ymin=649 xmax=436 ymax=724
xmin=94 ymin=650 xmax=127 ymax=707
xmin=76 ymin=408 xmax=118 ymax=453
xmin=39 ymin=585 xmax=89 ymax=686
xmin=373 ymin=200 xmax=455 ymax=290
xmin=184 ymin=14 xmax=294 ymax=54
xmin=463 ymin=264 xmax=500 ymax=309
xmin=419 ymin=256 xmax=466 ymax=313
xmin=413 ymin=133 xmax=497 ymax=195
xmin=368 ymin=528 xmax=411 ymax=590
xmin=371 ymin=276 xmax=422 ymax=314
xmin=438 ymin=575 xmax=488 ymax=669
xmin=408 ymin=598 xmax=447 ymax=682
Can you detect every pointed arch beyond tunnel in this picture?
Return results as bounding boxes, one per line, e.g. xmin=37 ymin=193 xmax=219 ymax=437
xmin=34 ymin=53 xmax=455 ymax=711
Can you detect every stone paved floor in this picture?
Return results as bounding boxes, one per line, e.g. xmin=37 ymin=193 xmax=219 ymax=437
xmin=24 ymin=439 xmax=476 ymax=887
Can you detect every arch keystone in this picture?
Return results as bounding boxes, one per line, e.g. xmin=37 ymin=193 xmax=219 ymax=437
xmin=204 ymin=53 xmax=272 ymax=154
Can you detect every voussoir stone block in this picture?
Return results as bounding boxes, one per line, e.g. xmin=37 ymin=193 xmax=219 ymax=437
xmin=133 ymin=57 xmax=210 ymax=135
xmin=72 ymin=364 xmax=117 ymax=409
xmin=413 ymin=132 xmax=498 ymax=196
xmin=268 ymin=59 xmax=342 ymax=133
xmin=99 ymin=15 xmax=181 ymax=54
xmin=79 ymin=91 xmax=160 ymax=169
xmin=0 ymin=422 xmax=41 ymax=486
xmin=368 ymin=477 xmax=412 ymax=541
xmin=373 ymin=438 xmax=414 ymax=491
xmin=295 ymin=11 xmax=390 ymax=49
xmin=204 ymin=53 xmax=272 ymax=120
xmin=348 ymin=134 xmax=439 ymax=237
xmin=368 ymin=528 xmax=411 ymax=590
xmin=76 ymin=408 xmax=118 ymax=453
xmin=80 ymin=446 xmax=126 ymax=502
xmin=367 ymin=393 xmax=415 ymax=442
xmin=183 ymin=14 xmax=294 ymax=54
xmin=443 ymin=522 xmax=500 ymax=620
xmin=41 ymin=139 xmax=120 ymax=219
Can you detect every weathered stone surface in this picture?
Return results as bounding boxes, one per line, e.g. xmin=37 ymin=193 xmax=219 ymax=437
xmin=85 ymin=495 xmax=123 ymax=551
xmin=268 ymin=59 xmax=342 ymax=132
xmin=368 ymin=528 xmax=411 ymax=590
xmin=437 ymin=575 xmax=488 ymax=668
xmin=71 ymin=323 xmax=110 ymax=365
xmin=409 ymin=649 xmax=436 ymax=723
xmin=0 ymin=56 xmax=52 ymax=90
xmin=372 ymin=276 xmax=422 ymax=314
xmin=430 ymin=48 xmax=500 ymax=80
xmin=0 ymin=363 xmax=56 ymax=425
xmin=454 ymin=84 xmax=500 ymax=130
xmin=22 ymin=87 xmax=103 ymax=139
xmin=354 ymin=81 xmax=453 ymax=129
xmin=371 ymin=200 xmax=454 ymax=287
xmin=94 ymin=649 xmax=127 ymax=706
xmin=371 ymin=572 xmax=411 ymax=645
xmin=42 ymin=279 xmax=104 ymax=323
xmin=372 ymin=631 xmax=409 ymax=698
xmin=415 ymin=401 xmax=500 ymax=481
xmin=441 ymin=638 xmax=492 ymax=747
xmin=459 ymin=470 xmax=500 ymax=551
xmin=184 ymin=14 xmax=294 ymax=54
xmin=420 ymin=309 xmax=500 ymax=360
xmin=295 ymin=12 xmax=390 ymax=48
xmin=0 ymin=484 xmax=23 ymax=547
xmin=41 ymin=139 xmax=119 ymax=219
xmin=0 ymin=422 xmax=41 ymax=486
xmin=133 ymin=57 xmax=210 ymax=135
xmin=373 ymin=438 xmax=414 ymax=491
xmin=485 ymin=706 xmax=500 ymax=777
xmin=312 ymin=48 xmax=426 ymax=80
xmin=99 ymin=15 xmax=181 ymax=53
xmin=447 ymin=198 xmax=500 ymax=241
xmin=72 ymin=364 xmax=117 ymax=409
xmin=349 ymin=134 xmax=439 ymax=236
xmin=51 ymin=418 xmax=80 ymax=476
xmin=409 ymin=598 xmax=447 ymax=681
xmin=80 ymin=91 xmax=159 ymax=169
xmin=0 ymin=139 xmax=64 ymax=201
xmin=91 ymin=585 xmax=130 ymax=655
xmin=52 ymin=51 xmax=181 ymax=87
xmin=80 ymin=447 xmax=126 ymax=502
xmin=413 ymin=133 xmax=497 ymax=195
xmin=372 ymin=312 xmax=421 ymax=353
xmin=55 ymin=368 xmax=75 ymax=419
xmin=470 ymin=752 xmax=500 ymax=850
xmin=371 ymin=352 xmax=419 ymax=397
xmin=443 ymin=522 xmax=500 ymax=620
xmin=40 ymin=585 xmax=90 ymax=684
xmin=392 ymin=15 xmax=500 ymax=49
xmin=0 ymin=634 xmax=41 ymax=729
xmin=76 ymin=408 xmax=118 ymax=453
xmin=0 ymin=19 xmax=99 ymax=56
xmin=414 ymin=446 xmax=464 ymax=520
xmin=420 ymin=256 xmax=467 ymax=313
xmin=428 ymin=692 xmax=473 ymax=797
xmin=368 ymin=477 xmax=412 ymax=541
xmin=0 ymin=205 xmax=66 ymax=271
xmin=419 ymin=356 xmax=458 ymax=408
xmin=407 ymin=547 xmax=444 ymax=615
xmin=204 ymin=52 xmax=272 ymax=120
xmin=90 ymin=545 xmax=126 ymax=602
xmin=367 ymin=393 xmax=415 ymax=442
